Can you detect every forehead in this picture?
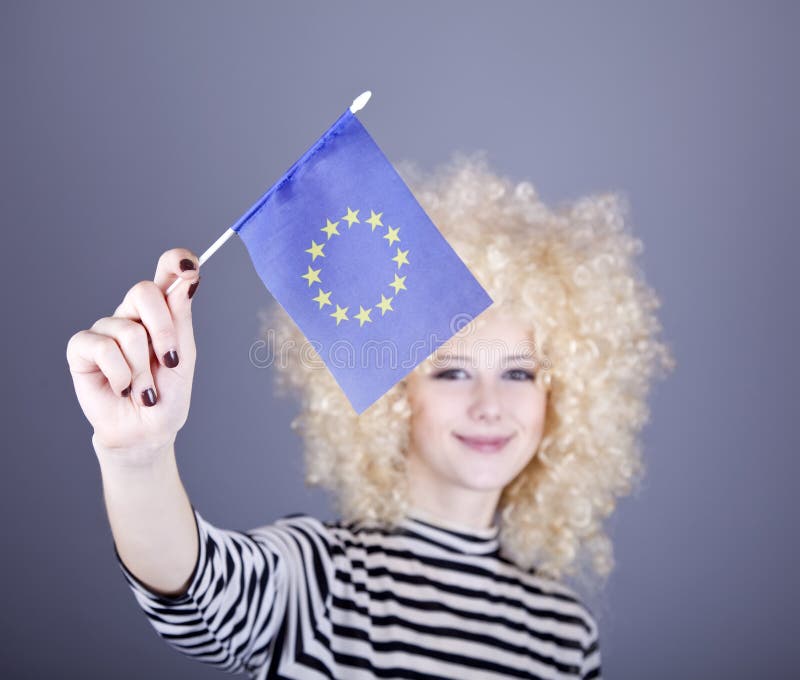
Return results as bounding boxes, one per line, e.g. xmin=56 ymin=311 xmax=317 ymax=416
xmin=434 ymin=313 xmax=536 ymax=359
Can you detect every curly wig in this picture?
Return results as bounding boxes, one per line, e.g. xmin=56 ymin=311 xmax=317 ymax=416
xmin=262 ymin=153 xmax=674 ymax=583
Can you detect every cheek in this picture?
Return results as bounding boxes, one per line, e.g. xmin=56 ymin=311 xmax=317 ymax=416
xmin=514 ymin=391 xmax=547 ymax=432
xmin=408 ymin=398 xmax=433 ymax=448
xmin=408 ymin=393 xmax=456 ymax=446
xmin=411 ymin=409 xmax=439 ymax=442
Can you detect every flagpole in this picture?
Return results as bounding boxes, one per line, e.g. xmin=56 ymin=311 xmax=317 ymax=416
xmin=165 ymin=90 xmax=372 ymax=295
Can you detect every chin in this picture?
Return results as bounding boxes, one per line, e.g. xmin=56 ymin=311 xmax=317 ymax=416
xmin=456 ymin=469 xmax=516 ymax=492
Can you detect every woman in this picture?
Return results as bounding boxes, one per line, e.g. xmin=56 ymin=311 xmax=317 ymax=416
xmin=67 ymin=155 xmax=673 ymax=679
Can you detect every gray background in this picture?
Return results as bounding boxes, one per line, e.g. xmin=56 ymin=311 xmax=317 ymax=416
xmin=2 ymin=1 xmax=797 ymax=678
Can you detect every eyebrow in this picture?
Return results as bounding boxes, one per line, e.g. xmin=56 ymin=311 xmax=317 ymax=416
xmin=435 ymin=353 xmax=536 ymax=362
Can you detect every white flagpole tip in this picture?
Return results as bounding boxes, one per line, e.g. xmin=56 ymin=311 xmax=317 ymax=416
xmin=350 ymin=90 xmax=372 ymax=114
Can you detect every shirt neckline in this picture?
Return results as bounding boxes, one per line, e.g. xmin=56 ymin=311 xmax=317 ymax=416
xmin=400 ymin=507 xmax=500 ymax=556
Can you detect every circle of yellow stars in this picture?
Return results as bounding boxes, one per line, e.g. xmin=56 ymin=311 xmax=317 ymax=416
xmin=300 ymin=207 xmax=410 ymax=327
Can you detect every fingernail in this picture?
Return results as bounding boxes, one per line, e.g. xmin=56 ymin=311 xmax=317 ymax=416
xmin=121 ymin=385 xmax=131 ymax=398
xmin=163 ymin=350 xmax=179 ymax=368
xmin=188 ymin=278 xmax=200 ymax=299
xmin=141 ymin=388 xmax=157 ymax=407
xmin=180 ymin=258 xmax=196 ymax=272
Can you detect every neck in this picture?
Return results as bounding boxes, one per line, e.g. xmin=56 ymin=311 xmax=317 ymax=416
xmin=407 ymin=483 xmax=500 ymax=530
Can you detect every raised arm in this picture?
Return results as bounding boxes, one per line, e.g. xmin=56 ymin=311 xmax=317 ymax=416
xmin=66 ymin=250 xmax=333 ymax=676
xmin=67 ymin=248 xmax=201 ymax=595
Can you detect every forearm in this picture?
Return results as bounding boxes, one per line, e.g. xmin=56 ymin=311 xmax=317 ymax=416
xmin=95 ymin=437 xmax=198 ymax=597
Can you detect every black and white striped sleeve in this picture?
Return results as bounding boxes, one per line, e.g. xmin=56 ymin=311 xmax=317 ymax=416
xmin=580 ymin=613 xmax=602 ymax=679
xmin=116 ymin=509 xmax=328 ymax=676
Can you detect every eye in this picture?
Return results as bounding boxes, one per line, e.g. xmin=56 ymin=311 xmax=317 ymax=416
xmin=432 ymin=368 xmax=469 ymax=380
xmin=505 ymin=368 xmax=536 ymax=381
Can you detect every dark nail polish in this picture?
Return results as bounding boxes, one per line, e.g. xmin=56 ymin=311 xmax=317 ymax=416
xmin=121 ymin=385 xmax=131 ymax=398
xmin=141 ymin=388 xmax=157 ymax=407
xmin=163 ymin=350 xmax=179 ymax=368
xmin=180 ymin=258 xmax=196 ymax=271
xmin=188 ymin=278 xmax=200 ymax=299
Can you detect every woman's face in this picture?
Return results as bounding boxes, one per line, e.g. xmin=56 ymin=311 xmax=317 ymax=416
xmin=404 ymin=313 xmax=548 ymax=520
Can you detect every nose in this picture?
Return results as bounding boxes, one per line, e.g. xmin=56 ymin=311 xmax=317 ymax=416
xmin=467 ymin=377 xmax=502 ymax=423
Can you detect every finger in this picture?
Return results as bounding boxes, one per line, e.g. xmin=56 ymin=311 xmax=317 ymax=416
xmin=67 ymin=329 xmax=134 ymax=398
xmin=112 ymin=281 xmax=180 ymax=370
xmin=154 ymin=248 xmax=200 ymax=292
xmin=91 ymin=317 xmax=159 ymax=406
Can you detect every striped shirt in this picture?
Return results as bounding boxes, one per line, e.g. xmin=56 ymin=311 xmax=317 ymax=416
xmin=119 ymin=509 xmax=602 ymax=679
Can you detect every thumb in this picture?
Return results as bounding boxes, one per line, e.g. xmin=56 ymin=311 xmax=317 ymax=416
xmin=165 ymin=274 xmax=200 ymax=356
xmin=153 ymin=248 xmax=200 ymax=354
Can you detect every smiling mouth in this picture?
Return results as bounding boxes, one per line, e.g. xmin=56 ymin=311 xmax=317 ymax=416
xmin=454 ymin=433 xmax=514 ymax=453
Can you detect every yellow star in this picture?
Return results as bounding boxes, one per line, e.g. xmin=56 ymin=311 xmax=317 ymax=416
xmin=376 ymin=294 xmax=394 ymax=315
xmin=389 ymin=273 xmax=407 ymax=294
xmin=354 ymin=305 xmax=373 ymax=327
xmin=365 ymin=210 xmax=383 ymax=231
xmin=321 ymin=219 xmax=340 ymax=239
xmin=301 ymin=265 xmax=321 ymax=287
xmin=342 ymin=207 xmax=360 ymax=228
xmin=312 ymin=288 xmax=332 ymax=309
xmin=392 ymin=247 xmax=410 ymax=269
xmin=330 ymin=304 xmax=349 ymax=325
xmin=305 ymin=240 xmax=326 ymax=261
xmin=383 ymin=225 xmax=400 ymax=246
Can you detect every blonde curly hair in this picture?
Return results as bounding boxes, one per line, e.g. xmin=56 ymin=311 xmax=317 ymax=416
xmin=261 ymin=153 xmax=674 ymax=583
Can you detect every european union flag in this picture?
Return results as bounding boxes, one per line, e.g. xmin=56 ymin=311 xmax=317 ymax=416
xmin=234 ymin=107 xmax=493 ymax=413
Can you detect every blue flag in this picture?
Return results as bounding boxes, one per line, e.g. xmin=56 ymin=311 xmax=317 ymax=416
xmin=233 ymin=108 xmax=493 ymax=413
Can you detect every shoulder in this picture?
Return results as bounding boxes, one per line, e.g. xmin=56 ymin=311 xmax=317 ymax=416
xmin=498 ymin=558 xmax=600 ymax=643
xmin=246 ymin=512 xmax=331 ymax=540
xmin=244 ymin=512 xmax=357 ymax=556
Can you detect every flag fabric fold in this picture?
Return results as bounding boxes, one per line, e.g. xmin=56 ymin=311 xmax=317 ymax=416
xmin=234 ymin=108 xmax=493 ymax=413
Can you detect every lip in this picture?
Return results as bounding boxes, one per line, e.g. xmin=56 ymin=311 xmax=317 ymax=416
xmin=454 ymin=433 xmax=514 ymax=453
